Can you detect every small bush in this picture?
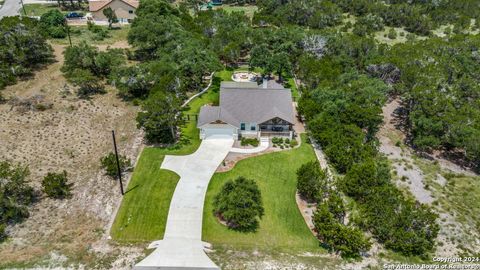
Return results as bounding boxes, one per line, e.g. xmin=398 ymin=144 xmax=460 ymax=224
xmin=443 ymin=27 xmax=452 ymax=35
xmin=48 ymin=25 xmax=67 ymax=38
xmin=100 ymin=152 xmax=131 ymax=178
xmin=213 ymin=177 xmax=264 ymax=232
xmin=42 ymin=171 xmax=73 ymax=199
xmin=388 ymin=28 xmax=397 ymax=39
xmin=68 ymin=69 xmax=106 ymax=98
xmin=87 ymin=21 xmax=102 ymax=33
xmin=290 ymin=139 xmax=298 ymax=147
xmin=87 ymin=21 xmax=111 ymax=41
xmin=272 ymin=137 xmax=284 ymax=144
xmin=93 ymin=30 xmax=110 ymax=41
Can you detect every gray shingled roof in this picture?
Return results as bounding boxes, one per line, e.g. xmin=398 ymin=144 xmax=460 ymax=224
xmin=220 ymin=81 xmax=259 ymax=89
xmin=197 ymin=83 xmax=294 ymax=128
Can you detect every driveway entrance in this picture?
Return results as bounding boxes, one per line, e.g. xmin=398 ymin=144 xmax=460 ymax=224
xmin=134 ymin=135 xmax=234 ymax=270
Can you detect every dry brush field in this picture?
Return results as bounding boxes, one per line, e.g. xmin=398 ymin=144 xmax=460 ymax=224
xmin=0 ymin=44 xmax=144 ymax=268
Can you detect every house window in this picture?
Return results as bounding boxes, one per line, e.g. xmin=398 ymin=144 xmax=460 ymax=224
xmin=240 ymin=123 xmax=245 ymax=130
xmin=129 ymin=10 xmax=134 ymax=14
xmin=251 ymin=125 xmax=256 ymax=131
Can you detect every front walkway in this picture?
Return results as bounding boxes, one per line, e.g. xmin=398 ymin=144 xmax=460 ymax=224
xmin=134 ymin=135 xmax=234 ymax=270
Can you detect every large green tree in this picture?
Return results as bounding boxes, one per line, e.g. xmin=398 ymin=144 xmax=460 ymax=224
xmin=103 ymin=7 xmax=118 ymax=29
xmin=136 ymin=90 xmax=182 ymax=144
xmin=0 ymin=17 xmax=53 ymax=90
xmin=296 ymin=161 xmax=328 ymax=202
xmin=39 ymin=9 xmax=66 ymax=38
xmin=213 ymin=177 xmax=264 ymax=232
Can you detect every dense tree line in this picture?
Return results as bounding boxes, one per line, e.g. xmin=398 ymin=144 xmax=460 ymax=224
xmin=109 ymin=0 xmax=221 ymax=143
xmin=377 ymin=35 xmax=480 ymax=169
xmin=0 ymin=17 xmax=54 ymax=98
xmin=297 ymin=161 xmax=371 ymax=258
xmin=298 ymin=31 xmax=439 ymax=256
xmin=255 ymin=0 xmax=479 ymax=35
xmin=122 ymin=0 xmax=307 ymax=143
xmin=255 ymin=0 xmax=343 ymax=29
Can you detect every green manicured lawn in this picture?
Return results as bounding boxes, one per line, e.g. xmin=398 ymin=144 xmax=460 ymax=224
xmin=23 ymin=4 xmax=87 ymax=17
xmin=285 ymin=77 xmax=299 ymax=100
xmin=23 ymin=4 xmax=59 ymax=17
xmin=111 ymin=71 xmax=230 ymax=242
xmin=110 ymin=150 xmax=179 ymax=242
xmin=202 ymin=135 xmax=320 ymax=252
xmin=216 ymin=5 xmax=258 ymax=18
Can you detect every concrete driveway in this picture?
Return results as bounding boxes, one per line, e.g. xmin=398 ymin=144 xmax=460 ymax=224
xmin=0 ymin=0 xmax=20 ymax=18
xmin=135 ymin=135 xmax=233 ymax=270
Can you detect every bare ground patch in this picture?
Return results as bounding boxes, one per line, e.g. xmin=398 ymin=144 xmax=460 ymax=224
xmin=377 ymin=98 xmax=480 ymax=257
xmin=0 ymin=44 xmax=144 ymax=268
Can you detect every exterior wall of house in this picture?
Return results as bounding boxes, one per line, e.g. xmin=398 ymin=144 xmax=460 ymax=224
xmin=92 ymin=0 xmax=136 ymax=22
xmin=239 ymin=122 xmax=259 ymax=138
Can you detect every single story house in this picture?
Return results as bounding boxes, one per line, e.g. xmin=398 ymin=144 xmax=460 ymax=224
xmin=198 ymin=81 xmax=295 ymax=140
xmin=88 ymin=0 xmax=139 ymax=23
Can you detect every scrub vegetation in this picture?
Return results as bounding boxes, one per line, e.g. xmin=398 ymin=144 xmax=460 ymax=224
xmin=1 ymin=0 xmax=480 ymax=268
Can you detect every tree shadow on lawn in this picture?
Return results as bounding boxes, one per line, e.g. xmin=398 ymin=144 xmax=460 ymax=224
xmin=216 ymin=214 xmax=260 ymax=234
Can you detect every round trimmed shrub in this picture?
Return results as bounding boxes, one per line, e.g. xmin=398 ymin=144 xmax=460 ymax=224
xmin=213 ymin=177 xmax=264 ymax=232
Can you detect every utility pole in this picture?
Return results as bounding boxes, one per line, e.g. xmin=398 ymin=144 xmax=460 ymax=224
xmin=20 ymin=0 xmax=27 ymax=16
xmin=64 ymin=19 xmax=72 ymax=47
xmin=112 ymin=130 xmax=124 ymax=195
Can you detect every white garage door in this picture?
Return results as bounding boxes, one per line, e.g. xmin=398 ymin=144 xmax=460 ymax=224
xmin=203 ymin=127 xmax=235 ymax=139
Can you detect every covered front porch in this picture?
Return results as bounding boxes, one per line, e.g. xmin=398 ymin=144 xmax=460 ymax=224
xmin=259 ymin=117 xmax=294 ymax=139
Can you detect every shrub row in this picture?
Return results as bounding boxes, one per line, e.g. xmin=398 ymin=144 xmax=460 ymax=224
xmin=296 ymin=161 xmax=370 ymax=258
xmin=298 ymin=36 xmax=438 ymax=256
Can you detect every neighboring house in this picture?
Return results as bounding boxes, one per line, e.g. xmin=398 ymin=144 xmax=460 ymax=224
xmin=88 ymin=0 xmax=139 ymax=23
xmin=198 ymin=81 xmax=295 ymax=140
